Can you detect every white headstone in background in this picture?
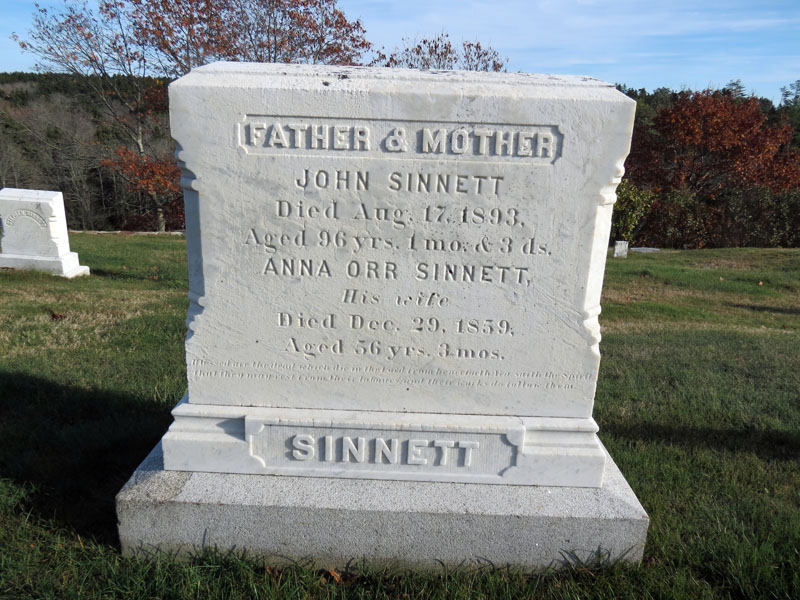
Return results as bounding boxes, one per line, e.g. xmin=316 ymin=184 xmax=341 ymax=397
xmin=0 ymin=188 xmax=89 ymax=278
xmin=614 ymin=240 xmax=629 ymax=258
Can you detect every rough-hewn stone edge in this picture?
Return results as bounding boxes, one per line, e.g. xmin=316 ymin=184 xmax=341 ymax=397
xmin=117 ymin=442 xmax=648 ymax=570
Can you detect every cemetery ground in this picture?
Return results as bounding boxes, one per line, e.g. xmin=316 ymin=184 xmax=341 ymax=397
xmin=0 ymin=234 xmax=798 ymax=599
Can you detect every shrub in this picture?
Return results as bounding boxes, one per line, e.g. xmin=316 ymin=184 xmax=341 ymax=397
xmin=611 ymin=179 xmax=654 ymax=243
xmin=637 ymin=188 xmax=720 ymax=248
xmin=636 ymin=186 xmax=800 ymax=248
xmin=721 ymin=187 xmax=800 ymax=247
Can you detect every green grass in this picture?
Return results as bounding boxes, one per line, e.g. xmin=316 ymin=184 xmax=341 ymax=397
xmin=1 ymin=235 xmax=798 ymax=599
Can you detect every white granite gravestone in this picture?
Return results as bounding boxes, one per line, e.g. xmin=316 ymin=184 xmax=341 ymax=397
xmin=614 ymin=240 xmax=629 ymax=258
xmin=117 ymin=63 xmax=648 ymax=568
xmin=0 ymin=188 xmax=89 ymax=278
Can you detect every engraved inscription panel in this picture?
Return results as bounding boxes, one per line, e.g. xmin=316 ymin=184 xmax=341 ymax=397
xmin=188 ymin=117 xmax=594 ymax=416
xmin=247 ymin=421 xmax=517 ymax=479
xmin=6 ymin=209 xmax=47 ymax=229
xmin=239 ymin=116 xmax=563 ymax=164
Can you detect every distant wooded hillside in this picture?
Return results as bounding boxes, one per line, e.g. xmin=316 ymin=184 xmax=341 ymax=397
xmin=2 ymin=72 xmax=799 ymax=246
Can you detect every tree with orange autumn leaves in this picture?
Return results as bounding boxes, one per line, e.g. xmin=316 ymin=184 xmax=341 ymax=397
xmin=15 ymin=0 xmax=371 ymax=230
xmin=14 ymin=1 xmax=180 ymax=230
xmin=127 ymin=0 xmax=370 ymax=77
xmin=621 ymin=88 xmax=800 ymax=247
xmin=14 ymin=1 xmax=513 ymax=230
xmin=627 ymin=89 xmax=800 ymax=196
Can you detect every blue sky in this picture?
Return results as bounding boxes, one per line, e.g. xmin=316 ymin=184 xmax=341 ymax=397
xmin=2 ymin=0 xmax=798 ymax=104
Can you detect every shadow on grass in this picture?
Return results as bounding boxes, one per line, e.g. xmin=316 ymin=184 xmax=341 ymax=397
xmin=89 ymin=268 xmax=161 ymax=282
xmin=603 ymin=422 xmax=800 ymax=460
xmin=725 ymin=303 xmax=800 ymax=316
xmin=0 ymin=371 xmax=172 ymax=547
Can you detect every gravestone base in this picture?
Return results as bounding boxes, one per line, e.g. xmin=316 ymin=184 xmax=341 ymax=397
xmin=117 ymin=442 xmax=648 ymax=570
xmin=0 ymin=251 xmax=89 ymax=278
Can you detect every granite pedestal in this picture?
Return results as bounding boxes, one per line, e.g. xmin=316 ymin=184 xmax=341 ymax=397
xmin=118 ymin=442 xmax=648 ymax=569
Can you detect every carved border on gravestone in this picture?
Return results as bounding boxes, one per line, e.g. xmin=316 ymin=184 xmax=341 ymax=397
xmin=175 ymin=144 xmax=205 ymax=344
xmin=581 ymin=156 xmax=629 ymax=353
xmin=5 ymin=208 xmax=48 ymax=229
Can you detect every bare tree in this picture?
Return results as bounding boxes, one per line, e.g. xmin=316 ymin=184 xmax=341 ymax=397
xmin=14 ymin=2 xmax=180 ymax=230
xmin=376 ymin=32 xmax=506 ymax=72
xmin=1 ymin=92 xmax=106 ymax=228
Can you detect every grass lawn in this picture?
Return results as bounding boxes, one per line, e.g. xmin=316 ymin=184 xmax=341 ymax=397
xmin=0 ymin=234 xmax=798 ymax=599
